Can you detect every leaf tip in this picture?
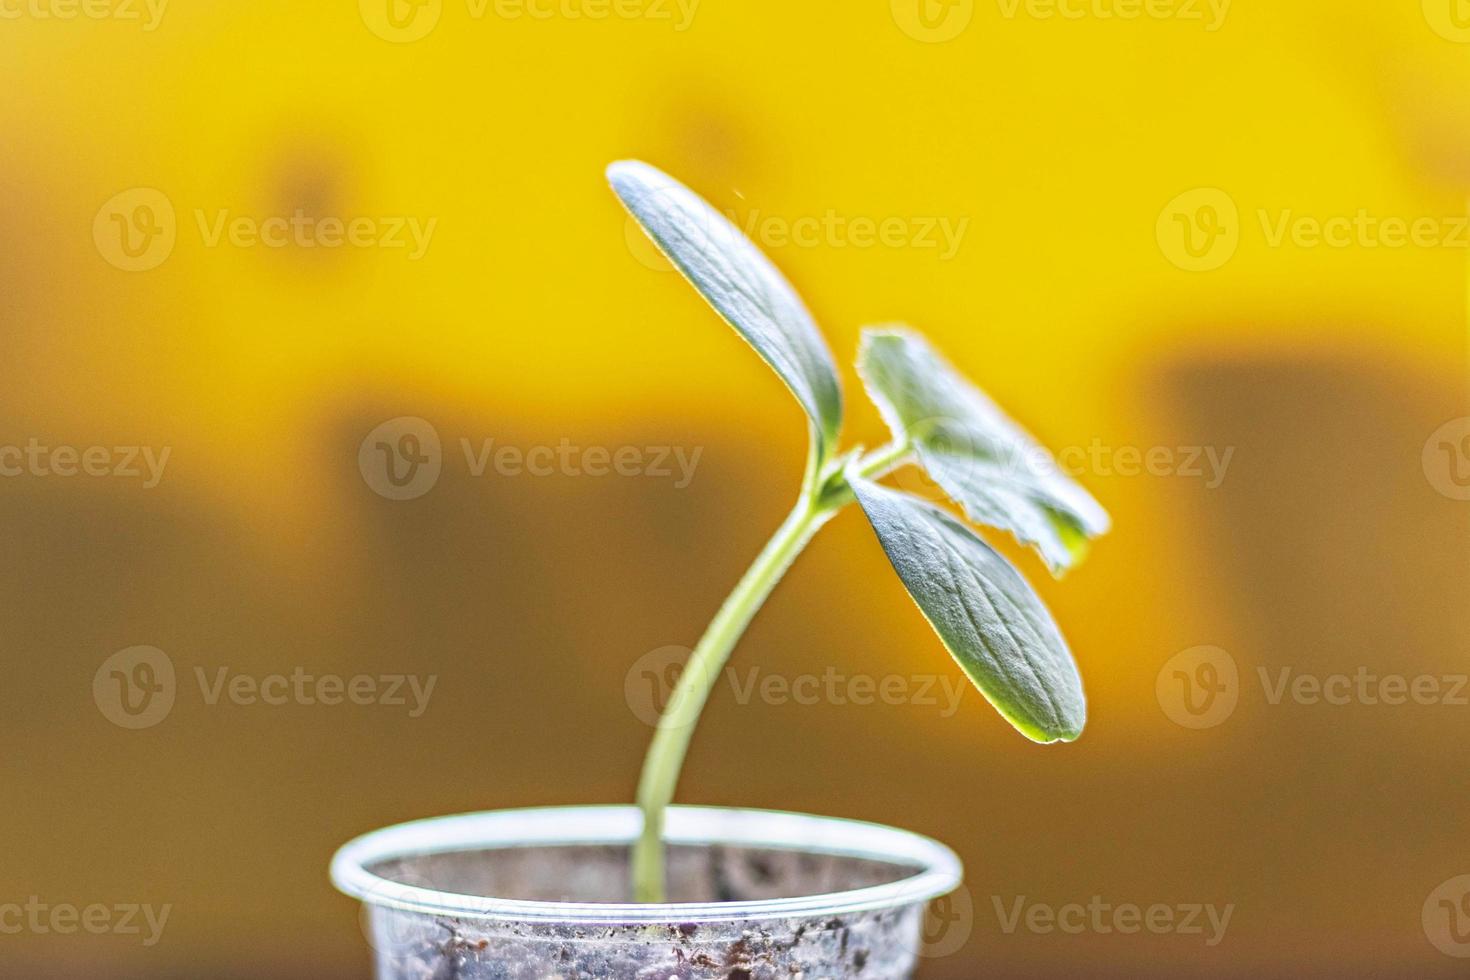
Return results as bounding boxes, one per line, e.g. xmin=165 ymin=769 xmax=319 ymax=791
xmin=858 ymin=323 xmax=920 ymax=356
xmin=605 ymin=159 xmax=659 ymax=198
xmin=1050 ymin=719 xmax=1086 ymax=743
xmin=1017 ymin=709 xmax=1085 ymax=744
xmin=860 ymin=322 xmax=917 ymax=337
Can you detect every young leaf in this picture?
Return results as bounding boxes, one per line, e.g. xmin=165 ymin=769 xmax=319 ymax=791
xmin=858 ymin=327 xmax=1108 ymax=574
xmin=608 ymin=161 xmax=843 ymax=456
xmin=849 ymin=475 xmax=1085 ymax=743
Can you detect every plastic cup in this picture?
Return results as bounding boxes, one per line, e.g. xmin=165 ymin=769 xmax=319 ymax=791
xmin=331 ymin=805 xmax=963 ymax=979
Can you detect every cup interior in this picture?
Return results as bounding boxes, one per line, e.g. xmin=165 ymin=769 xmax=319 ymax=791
xmin=332 ymin=805 xmax=962 ymax=924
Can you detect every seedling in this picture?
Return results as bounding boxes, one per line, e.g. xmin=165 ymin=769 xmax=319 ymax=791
xmin=608 ymin=161 xmax=1110 ymax=903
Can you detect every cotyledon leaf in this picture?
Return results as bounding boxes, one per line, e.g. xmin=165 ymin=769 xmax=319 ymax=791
xmin=849 ymin=474 xmax=1085 ymax=743
xmin=608 ymin=161 xmax=843 ymax=457
xmin=857 ymin=326 xmax=1109 ymax=575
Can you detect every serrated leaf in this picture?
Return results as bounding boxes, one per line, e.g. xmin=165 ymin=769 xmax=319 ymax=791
xmin=608 ymin=161 xmax=843 ymax=456
xmin=850 ymin=476 xmax=1085 ymax=743
xmin=858 ymin=327 xmax=1108 ymax=574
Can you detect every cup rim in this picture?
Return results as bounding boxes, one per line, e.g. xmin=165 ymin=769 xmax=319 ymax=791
xmin=331 ymin=805 xmax=963 ymax=924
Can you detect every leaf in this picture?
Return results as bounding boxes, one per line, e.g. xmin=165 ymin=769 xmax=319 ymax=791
xmin=850 ymin=476 xmax=1085 ymax=742
xmin=608 ymin=161 xmax=843 ymax=456
xmin=857 ymin=327 xmax=1109 ymax=574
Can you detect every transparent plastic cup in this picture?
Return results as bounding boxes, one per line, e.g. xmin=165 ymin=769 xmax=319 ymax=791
xmin=331 ymin=805 xmax=964 ymax=979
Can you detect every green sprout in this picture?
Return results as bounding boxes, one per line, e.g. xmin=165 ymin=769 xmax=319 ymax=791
xmin=607 ymin=161 xmax=1110 ymax=903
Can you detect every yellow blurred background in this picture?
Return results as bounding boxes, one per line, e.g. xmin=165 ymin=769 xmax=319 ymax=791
xmin=2 ymin=0 xmax=1468 ymax=976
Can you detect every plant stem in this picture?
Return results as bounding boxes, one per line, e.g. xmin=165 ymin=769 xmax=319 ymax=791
xmin=631 ymin=439 xmax=911 ymax=903
xmin=855 ymin=439 xmax=914 ymax=479
xmin=632 ymin=495 xmax=829 ymax=901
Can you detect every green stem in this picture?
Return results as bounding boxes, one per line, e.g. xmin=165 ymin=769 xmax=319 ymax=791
xmin=631 ymin=438 xmax=911 ymax=903
xmin=856 ymin=439 xmax=914 ymax=479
